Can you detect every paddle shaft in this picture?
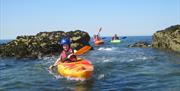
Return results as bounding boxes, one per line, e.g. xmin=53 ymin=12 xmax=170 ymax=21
xmin=97 ymin=27 xmax=102 ymax=36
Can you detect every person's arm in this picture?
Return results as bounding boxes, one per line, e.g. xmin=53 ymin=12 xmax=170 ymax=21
xmin=112 ymin=36 xmax=114 ymax=40
xmin=53 ymin=55 xmax=62 ymax=66
xmin=48 ymin=55 xmax=62 ymax=70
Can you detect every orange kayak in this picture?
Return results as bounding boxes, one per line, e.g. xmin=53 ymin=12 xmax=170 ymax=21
xmin=95 ymin=40 xmax=104 ymax=45
xmin=57 ymin=58 xmax=93 ymax=80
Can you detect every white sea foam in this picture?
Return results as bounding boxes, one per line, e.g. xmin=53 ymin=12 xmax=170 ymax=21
xmin=97 ymin=74 xmax=105 ymax=80
xmin=54 ymin=75 xmax=63 ymax=79
xmin=98 ymin=47 xmax=116 ymax=51
xmin=142 ymin=56 xmax=148 ymax=60
xmin=129 ymin=59 xmax=134 ymax=62
xmin=47 ymin=68 xmax=63 ymax=79
xmin=136 ymin=56 xmax=155 ymax=60
xmin=66 ymin=76 xmax=87 ymax=81
xmin=120 ymin=58 xmax=135 ymax=63
xmin=103 ymin=59 xmax=112 ymax=63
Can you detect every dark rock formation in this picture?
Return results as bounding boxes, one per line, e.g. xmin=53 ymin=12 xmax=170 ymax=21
xmin=152 ymin=25 xmax=180 ymax=52
xmin=66 ymin=30 xmax=91 ymax=50
xmin=0 ymin=30 xmax=91 ymax=58
xmin=128 ymin=41 xmax=151 ymax=48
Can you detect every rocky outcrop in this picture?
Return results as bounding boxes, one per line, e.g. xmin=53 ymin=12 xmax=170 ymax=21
xmin=128 ymin=41 xmax=151 ymax=48
xmin=0 ymin=30 xmax=91 ymax=58
xmin=66 ymin=30 xmax=90 ymax=50
xmin=152 ymin=25 xmax=180 ymax=52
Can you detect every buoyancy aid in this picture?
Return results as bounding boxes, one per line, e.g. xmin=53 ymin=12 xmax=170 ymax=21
xmin=60 ymin=48 xmax=74 ymax=62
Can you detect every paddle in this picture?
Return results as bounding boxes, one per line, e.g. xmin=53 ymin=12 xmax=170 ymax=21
xmin=121 ymin=36 xmax=127 ymax=39
xmin=48 ymin=45 xmax=91 ymax=70
xmin=48 ymin=58 xmax=67 ymax=71
xmin=75 ymin=45 xmax=91 ymax=55
xmin=97 ymin=27 xmax=102 ymax=36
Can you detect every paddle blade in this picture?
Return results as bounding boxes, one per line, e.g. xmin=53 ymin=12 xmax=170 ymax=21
xmin=99 ymin=27 xmax=102 ymax=32
xmin=75 ymin=46 xmax=91 ymax=55
xmin=48 ymin=65 xmax=55 ymax=71
xmin=121 ymin=36 xmax=127 ymax=39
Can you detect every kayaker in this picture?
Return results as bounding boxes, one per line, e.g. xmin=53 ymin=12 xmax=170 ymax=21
xmin=51 ymin=38 xmax=77 ymax=67
xmin=112 ymin=34 xmax=119 ymax=40
xmin=93 ymin=34 xmax=100 ymax=41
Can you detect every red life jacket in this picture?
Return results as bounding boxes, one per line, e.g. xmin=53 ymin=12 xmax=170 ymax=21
xmin=60 ymin=48 xmax=74 ymax=60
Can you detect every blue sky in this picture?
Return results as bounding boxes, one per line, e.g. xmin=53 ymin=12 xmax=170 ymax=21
xmin=0 ymin=0 xmax=180 ymax=39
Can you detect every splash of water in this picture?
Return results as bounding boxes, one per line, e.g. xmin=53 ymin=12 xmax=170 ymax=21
xmin=103 ymin=59 xmax=113 ymax=63
xmin=98 ymin=47 xmax=116 ymax=51
xmin=97 ymin=74 xmax=105 ymax=80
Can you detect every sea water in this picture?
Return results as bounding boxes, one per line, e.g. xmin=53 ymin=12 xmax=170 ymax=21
xmin=0 ymin=36 xmax=180 ymax=91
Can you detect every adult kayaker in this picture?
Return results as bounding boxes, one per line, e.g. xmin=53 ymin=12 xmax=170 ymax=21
xmin=112 ymin=34 xmax=119 ymax=40
xmin=50 ymin=38 xmax=77 ymax=68
xmin=93 ymin=34 xmax=101 ymax=42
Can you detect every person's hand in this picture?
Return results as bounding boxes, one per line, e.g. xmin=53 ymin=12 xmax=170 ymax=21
xmin=48 ymin=65 xmax=55 ymax=70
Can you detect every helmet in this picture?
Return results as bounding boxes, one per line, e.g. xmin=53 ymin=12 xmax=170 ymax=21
xmin=59 ymin=38 xmax=70 ymax=45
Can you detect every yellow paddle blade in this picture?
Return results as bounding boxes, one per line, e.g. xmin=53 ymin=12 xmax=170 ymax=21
xmin=75 ymin=46 xmax=91 ymax=55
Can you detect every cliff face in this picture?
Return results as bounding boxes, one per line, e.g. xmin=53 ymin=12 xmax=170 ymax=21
xmin=152 ymin=25 xmax=180 ymax=52
xmin=0 ymin=30 xmax=91 ymax=58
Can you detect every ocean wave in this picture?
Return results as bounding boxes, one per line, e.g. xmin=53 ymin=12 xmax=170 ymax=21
xmin=97 ymin=74 xmax=105 ymax=80
xmin=54 ymin=75 xmax=63 ymax=79
xmin=102 ymin=59 xmax=113 ymax=63
xmin=129 ymin=59 xmax=135 ymax=62
xmin=66 ymin=76 xmax=88 ymax=81
xmin=98 ymin=47 xmax=117 ymax=51
xmin=48 ymin=69 xmax=63 ymax=79
xmin=136 ymin=56 xmax=155 ymax=61
xmin=119 ymin=56 xmax=155 ymax=63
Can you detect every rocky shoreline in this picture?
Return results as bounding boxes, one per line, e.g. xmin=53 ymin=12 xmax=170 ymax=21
xmin=128 ymin=41 xmax=151 ymax=48
xmin=1 ymin=25 xmax=179 ymax=59
xmin=0 ymin=30 xmax=91 ymax=59
xmin=152 ymin=25 xmax=180 ymax=52
xmin=129 ymin=25 xmax=180 ymax=52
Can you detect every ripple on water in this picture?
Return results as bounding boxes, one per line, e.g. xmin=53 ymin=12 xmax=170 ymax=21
xmin=1 ymin=37 xmax=180 ymax=91
xmin=97 ymin=74 xmax=105 ymax=80
xmin=97 ymin=47 xmax=117 ymax=51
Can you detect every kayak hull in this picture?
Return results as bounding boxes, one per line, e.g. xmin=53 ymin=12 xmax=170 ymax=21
xmin=111 ymin=40 xmax=121 ymax=43
xmin=95 ymin=40 xmax=104 ymax=45
xmin=57 ymin=58 xmax=93 ymax=80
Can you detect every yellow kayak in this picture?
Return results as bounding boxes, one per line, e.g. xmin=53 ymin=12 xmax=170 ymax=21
xmin=57 ymin=58 xmax=93 ymax=80
xmin=111 ymin=40 xmax=121 ymax=43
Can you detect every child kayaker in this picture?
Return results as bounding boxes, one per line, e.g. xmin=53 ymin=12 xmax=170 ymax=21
xmin=50 ymin=38 xmax=77 ymax=68
xmin=112 ymin=34 xmax=119 ymax=40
